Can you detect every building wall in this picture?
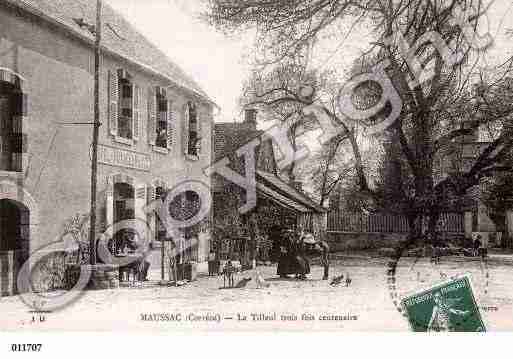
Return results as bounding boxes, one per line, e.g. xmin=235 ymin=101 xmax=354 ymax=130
xmin=0 ymin=4 xmax=213 ymax=272
xmin=0 ymin=5 xmax=94 ymax=252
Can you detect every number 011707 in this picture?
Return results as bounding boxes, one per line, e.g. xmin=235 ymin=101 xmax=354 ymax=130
xmin=11 ymin=344 xmax=42 ymax=352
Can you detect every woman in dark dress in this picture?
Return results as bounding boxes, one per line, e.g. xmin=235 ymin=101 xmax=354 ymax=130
xmin=271 ymin=226 xmax=295 ymax=278
xmin=294 ymin=232 xmax=311 ymax=280
xmin=281 ymin=230 xmax=297 ymax=278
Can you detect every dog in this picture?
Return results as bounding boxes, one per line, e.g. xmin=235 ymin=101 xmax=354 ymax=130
xmin=330 ymin=274 xmax=344 ymax=286
xmin=234 ymin=277 xmax=252 ymax=288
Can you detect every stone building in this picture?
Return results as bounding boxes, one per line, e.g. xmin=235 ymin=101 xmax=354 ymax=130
xmin=0 ymin=0 xmax=214 ymax=295
xmin=436 ymin=118 xmax=505 ymax=245
xmin=212 ymin=110 xmax=327 ymax=263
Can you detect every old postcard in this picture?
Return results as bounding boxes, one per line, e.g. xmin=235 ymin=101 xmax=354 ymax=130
xmin=1 ymin=0 xmax=513 ymax=336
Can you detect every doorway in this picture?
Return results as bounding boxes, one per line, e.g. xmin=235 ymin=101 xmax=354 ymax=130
xmin=0 ymin=199 xmax=30 ymax=295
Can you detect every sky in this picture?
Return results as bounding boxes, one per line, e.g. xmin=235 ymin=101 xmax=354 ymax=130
xmin=104 ymin=0 xmax=513 ymax=125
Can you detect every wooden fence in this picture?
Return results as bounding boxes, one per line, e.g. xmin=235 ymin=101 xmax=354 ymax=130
xmin=327 ymin=211 xmax=464 ymax=233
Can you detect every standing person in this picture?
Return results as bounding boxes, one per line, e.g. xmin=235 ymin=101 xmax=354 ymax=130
xmin=473 ymin=235 xmax=482 ymax=257
xmin=315 ymin=239 xmax=330 ymax=280
xmin=127 ymin=230 xmax=150 ymax=281
xmin=303 ymin=233 xmax=329 ymax=280
xmin=270 ymin=225 xmax=281 ymax=263
xmin=166 ymin=236 xmax=184 ymax=284
xmin=271 ymin=226 xmax=293 ymax=278
xmin=295 ymin=230 xmax=310 ymax=280
xmin=166 ymin=240 xmax=177 ymax=284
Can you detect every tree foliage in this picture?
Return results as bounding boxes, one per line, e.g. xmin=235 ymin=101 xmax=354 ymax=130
xmin=204 ymin=0 xmax=513 ymax=243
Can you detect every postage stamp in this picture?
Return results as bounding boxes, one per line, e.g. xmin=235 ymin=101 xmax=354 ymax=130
xmin=401 ymin=275 xmax=486 ymax=332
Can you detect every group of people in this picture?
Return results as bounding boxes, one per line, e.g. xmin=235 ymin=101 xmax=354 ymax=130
xmin=100 ymin=229 xmax=151 ymax=282
xmin=270 ymin=225 xmax=329 ymax=280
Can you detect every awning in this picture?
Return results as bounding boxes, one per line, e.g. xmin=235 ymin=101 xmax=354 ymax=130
xmin=256 ymin=183 xmax=310 ymax=213
xmin=256 ymin=170 xmax=326 ymax=212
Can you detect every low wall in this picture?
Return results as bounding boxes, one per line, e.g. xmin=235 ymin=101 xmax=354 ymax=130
xmin=325 ymin=232 xmax=408 ymax=252
xmin=326 ymin=232 xmax=465 ymax=251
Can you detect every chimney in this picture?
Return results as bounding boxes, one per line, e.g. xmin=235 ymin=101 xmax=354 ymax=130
xmin=244 ymin=108 xmax=257 ymax=130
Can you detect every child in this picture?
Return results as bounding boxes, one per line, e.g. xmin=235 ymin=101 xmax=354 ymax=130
xmin=223 ymin=260 xmax=235 ymax=287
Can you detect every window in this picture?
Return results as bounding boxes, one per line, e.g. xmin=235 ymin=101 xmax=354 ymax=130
xmin=108 ymin=69 xmax=140 ymax=143
xmin=168 ymin=190 xmax=200 ymax=222
xmin=118 ymin=79 xmax=133 ymax=140
xmin=156 ymin=93 xmax=168 ymax=148
xmin=186 ymin=102 xmax=200 ymax=156
xmin=0 ymin=81 xmax=23 ymax=172
xmin=148 ymin=86 xmax=171 ymax=151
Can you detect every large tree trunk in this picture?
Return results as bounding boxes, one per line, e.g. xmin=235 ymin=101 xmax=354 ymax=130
xmin=408 ymin=213 xmax=422 ymax=245
xmin=427 ymin=209 xmax=441 ymax=245
xmin=413 ymin=112 xmax=435 ymax=244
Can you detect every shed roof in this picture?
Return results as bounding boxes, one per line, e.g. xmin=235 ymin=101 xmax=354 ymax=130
xmin=214 ymin=122 xmax=326 ymax=213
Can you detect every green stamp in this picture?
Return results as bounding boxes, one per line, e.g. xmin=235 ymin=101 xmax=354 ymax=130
xmin=401 ymin=275 xmax=486 ymax=332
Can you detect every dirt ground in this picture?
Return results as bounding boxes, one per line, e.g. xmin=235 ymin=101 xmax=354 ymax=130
xmin=1 ymin=255 xmax=512 ymax=331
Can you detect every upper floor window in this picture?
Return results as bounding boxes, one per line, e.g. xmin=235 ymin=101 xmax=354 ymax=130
xmin=156 ymin=90 xmax=168 ymax=148
xmin=118 ymin=79 xmax=133 ymax=139
xmin=0 ymin=80 xmax=24 ymax=172
xmin=148 ymin=86 xmax=172 ymax=151
xmin=185 ymin=102 xmax=201 ymax=157
xmin=108 ymin=69 xmax=140 ymax=143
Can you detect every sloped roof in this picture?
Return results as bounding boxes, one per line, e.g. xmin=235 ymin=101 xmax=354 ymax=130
xmin=214 ymin=122 xmax=263 ymax=162
xmin=3 ymin=0 xmax=213 ymax=104
xmin=256 ymin=182 xmax=310 ymax=213
xmin=257 ymin=170 xmax=326 ymax=213
xmin=214 ymin=122 xmax=325 ymax=213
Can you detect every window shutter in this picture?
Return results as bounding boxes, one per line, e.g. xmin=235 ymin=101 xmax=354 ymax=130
xmin=108 ymin=70 xmax=118 ymax=136
xmin=167 ymin=100 xmax=174 ymax=149
xmin=147 ymin=87 xmax=157 ymax=145
xmin=134 ymin=183 xmax=147 ymax=245
xmin=135 ymin=184 xmax=147 ymax=221
xmin=132 ymin=84 xmax=140 ymax=141
xmin=12 ymin=92 xmax=27 ymax=133
xmin=147 ymin=185 xmax=156 ymax=203
xmin=183 ymin=103 xmax=190 ymax=155
xmin=147 ymin=185 xmax=156 ymax=242
xmin=106 ymin=180 xmax=114 ymax=229
xmin=12 ymin=92 xmax=27 ymax=171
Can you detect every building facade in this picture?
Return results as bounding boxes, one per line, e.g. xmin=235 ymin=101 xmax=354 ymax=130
xmin=0 ymin=0 xmax=214 ymax=295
